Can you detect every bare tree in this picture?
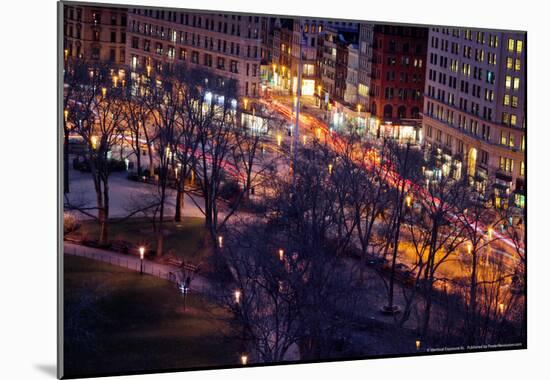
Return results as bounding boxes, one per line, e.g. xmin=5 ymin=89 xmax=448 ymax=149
xmin=66 ymin=63 xmax=125 ymax=245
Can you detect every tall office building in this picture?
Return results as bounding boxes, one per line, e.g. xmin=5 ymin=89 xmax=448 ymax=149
xmin=126 ymin=9 xmax=267 ymax=97
xmin=423 ymin=27 xmax=526 ymax=207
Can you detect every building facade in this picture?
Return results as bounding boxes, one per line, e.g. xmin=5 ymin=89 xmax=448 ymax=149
xmin=63 ymin=4 xmax=127 ymax=64
xmin=368 ymin=25 xmax=428 ymax=141
xmin=126 ymin=9 xmax=267 ymax=97
xmin=344 ymin=44 xmax=359 ymax=105
xmin=422 ymin=27 xmax=526 ymax=207
xmin=357 ymin=24 xmax=374 ymax=110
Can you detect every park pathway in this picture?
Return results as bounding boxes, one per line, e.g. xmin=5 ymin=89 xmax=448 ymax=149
xmin=63 ymin=242 xmax=212 ymax=293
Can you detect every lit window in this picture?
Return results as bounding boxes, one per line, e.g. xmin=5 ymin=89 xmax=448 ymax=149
xmin=515 ymin=59 xmax=521 ymax=71
xmin=505 ymin=76 xmax=511 ymax=89
xmin=520 ymin=161 xmax=524 ymax=176
xmin=512 ymin=96 xmax=518 ymax=108
xmin=506 ymin=57 xmax=513 ymax=70
xmin=516 ymin=40 xmax=523 ymax=53
xmin=513 ymin=78 xmax=520 ymax=90
xmin=500 ymin=131 xmax=507 ymax=145
xmin=503 ymin=95 xmax=510 ymax=106
xmin=511 ymin=114 xmax=517 ymax=126
xmin=508 ymin=38 xmax=515 ymax=52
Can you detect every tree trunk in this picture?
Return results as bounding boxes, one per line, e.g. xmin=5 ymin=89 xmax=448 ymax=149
xmin=175 ymin=175 xmax=185 ymax=222
xmin=467 ymin=250 xmax=478 ymax=345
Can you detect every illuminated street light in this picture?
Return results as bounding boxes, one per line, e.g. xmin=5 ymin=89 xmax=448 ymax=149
xmin=243 ymin=97 xmax=248 ymax=110
xmin=101 ymin=87 xmax=107 ymax=97
xmin=218 ymin=235 xmax=224 ymax=249
xmin=488 ymin=227 xmax=494 ymax=239
xmin=139 ymin=246 xmax=145 ymax=275
xmin=146 ymin=64 xmax=152 ymax=77
xmin=416 ymin=340 xmax=421 ymax=350
xmin=278 ymin=249 xmax=284 ymax=261
xmin=467 ymin=243 xmax=472 ymax=255
xmin=64 ymin=109 xmax=68 ymax=123
xmin=64 ymin=49 xmax=68 ymax=61
xmin=303 ymin=135 xmax=307 ymax=145
xmin=277 ymin=134 xmax=282 ymax=147
xmin=499 ymin=303 xmax=505 ymax=314
xmin=112 ymin=75 xmax=119 ymax=88
xmin=316 ymin=127 xmax=321 ymax=139
xmin=241 ymin=354 xmax=248 ymax=365
xmin=91 ymin=136 xmax=98 ymax=150
xmin=328 ymin=163 xmax=333 ymax=174
xmin=234 ymin=290 xmax=241 ymax=304
xmin=405 ymin=195 xmax=412 ymax=208
xmin=180 ymin=280 xmax=190 ymax=311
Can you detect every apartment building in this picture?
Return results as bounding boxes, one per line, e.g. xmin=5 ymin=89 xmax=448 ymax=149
xmin=63 ymin=4 xmax=127 ymax=64
xmin=126 ymin=8 xmax=266 ymax=97
xmin=423 ymin=27 xmax=526 ymax=207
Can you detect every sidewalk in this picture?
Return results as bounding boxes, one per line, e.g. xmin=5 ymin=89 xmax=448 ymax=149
xmin=63 ymin=242 xmax=212 ymax=293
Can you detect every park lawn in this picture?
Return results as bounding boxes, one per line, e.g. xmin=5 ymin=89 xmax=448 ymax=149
xmin=71 ymin=217 xmax=210 ymax=263
xmin=63 ymin=255 xmax=238 ymax=378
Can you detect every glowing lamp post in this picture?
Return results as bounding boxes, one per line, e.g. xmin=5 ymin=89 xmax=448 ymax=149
xmin=328 ymin=163 xmax=333 ymax=175
xmin=180 ymin=280 xmax=190 ymax=311
xmin=488 ymin=227 xmax=494 ymax=240
xmin=303 ymin=135 xmax=307 ymax=146
xmin=278 ymin=249 xmax=284 ymax=261
xmin=91 ymin=136 xmax=98 ymax=150
xmin=416 ymin=339 xmax=421 ymax=351
xmin=499 ymin=303 xmax=505 ymax=315
xmin=146 ymin=65 xmax=152 ymax=77
xmin=101 ymin=87 xmax=107 ymax=97
xmin=234 ymin=290 xmax=241 ymax=304
xmin=243 ymin=97 xmax=248 ymax=110
xmin=139 ymin=246 xmax=145 ymax=275
xmin=467 ymin=243 xmax=472 ymax=255
xmin=240 ymin=354 xmax=248 ymax=365
xmin=218 ymin=235 xmax=224 ymax=249
xmin=276 ymin=134 xmax=282 ymax=147
xmin=405 ymin=195 xmax=412 ymax=208
xmin=112 ymin=75 xmax=119 ymax=88
xmin=64 ymin=109 xmax=68 ymax=123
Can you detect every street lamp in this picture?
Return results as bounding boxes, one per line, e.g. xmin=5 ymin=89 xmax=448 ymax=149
xmin=416 ymin=339 xmax=421 ymax=350
xmin=101 ymin=87 xmax=107 ymax=97
xmin=278 ymin=249 xmax=284 ymax=261
xmin=146 ymin=64 xmax=152 ymax=77
xmin=218 ymin=235 xmax=224 ymax=249
xmin=240 ymin=354 xmax=248 ymax=365
xmin=243 ymin=97 xmax=248 ymax=110
xmin=499 ymin=302 xmax=505 ymax=314
xmin=405 ymin=194 xmax=412 ymax=208
xmin=467 ymin=243 xmax=472 ymax=255
xmin=139 ymin=246 xmax=145 ymax=275
xmin=303 ymin=135 xmax=307 ymax=146
xmin=112 ymin=75 xmax=119 ymax=88
xmin=234 ymin=290 xmax=241 ymax=304
xmin=180 ymin=280 xmax=190 ymax=311
xmin=488 ymin=227 xmax=494 ymax=240
xmin=328 ymin=163 xmax=333 ymax=175
xmin=276 ymin=134 xmax=282 ymax=147
xmin=64 ymin=109 xmax=68 ymax=123
xmin=90 ymin=136 xmax=98 ymax=150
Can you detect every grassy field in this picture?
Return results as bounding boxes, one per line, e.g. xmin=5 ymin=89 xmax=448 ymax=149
xmin=63 ymin=255 xmax=238 ymax=378
xmin=68 ymin=217 xmax=210 ymax=262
